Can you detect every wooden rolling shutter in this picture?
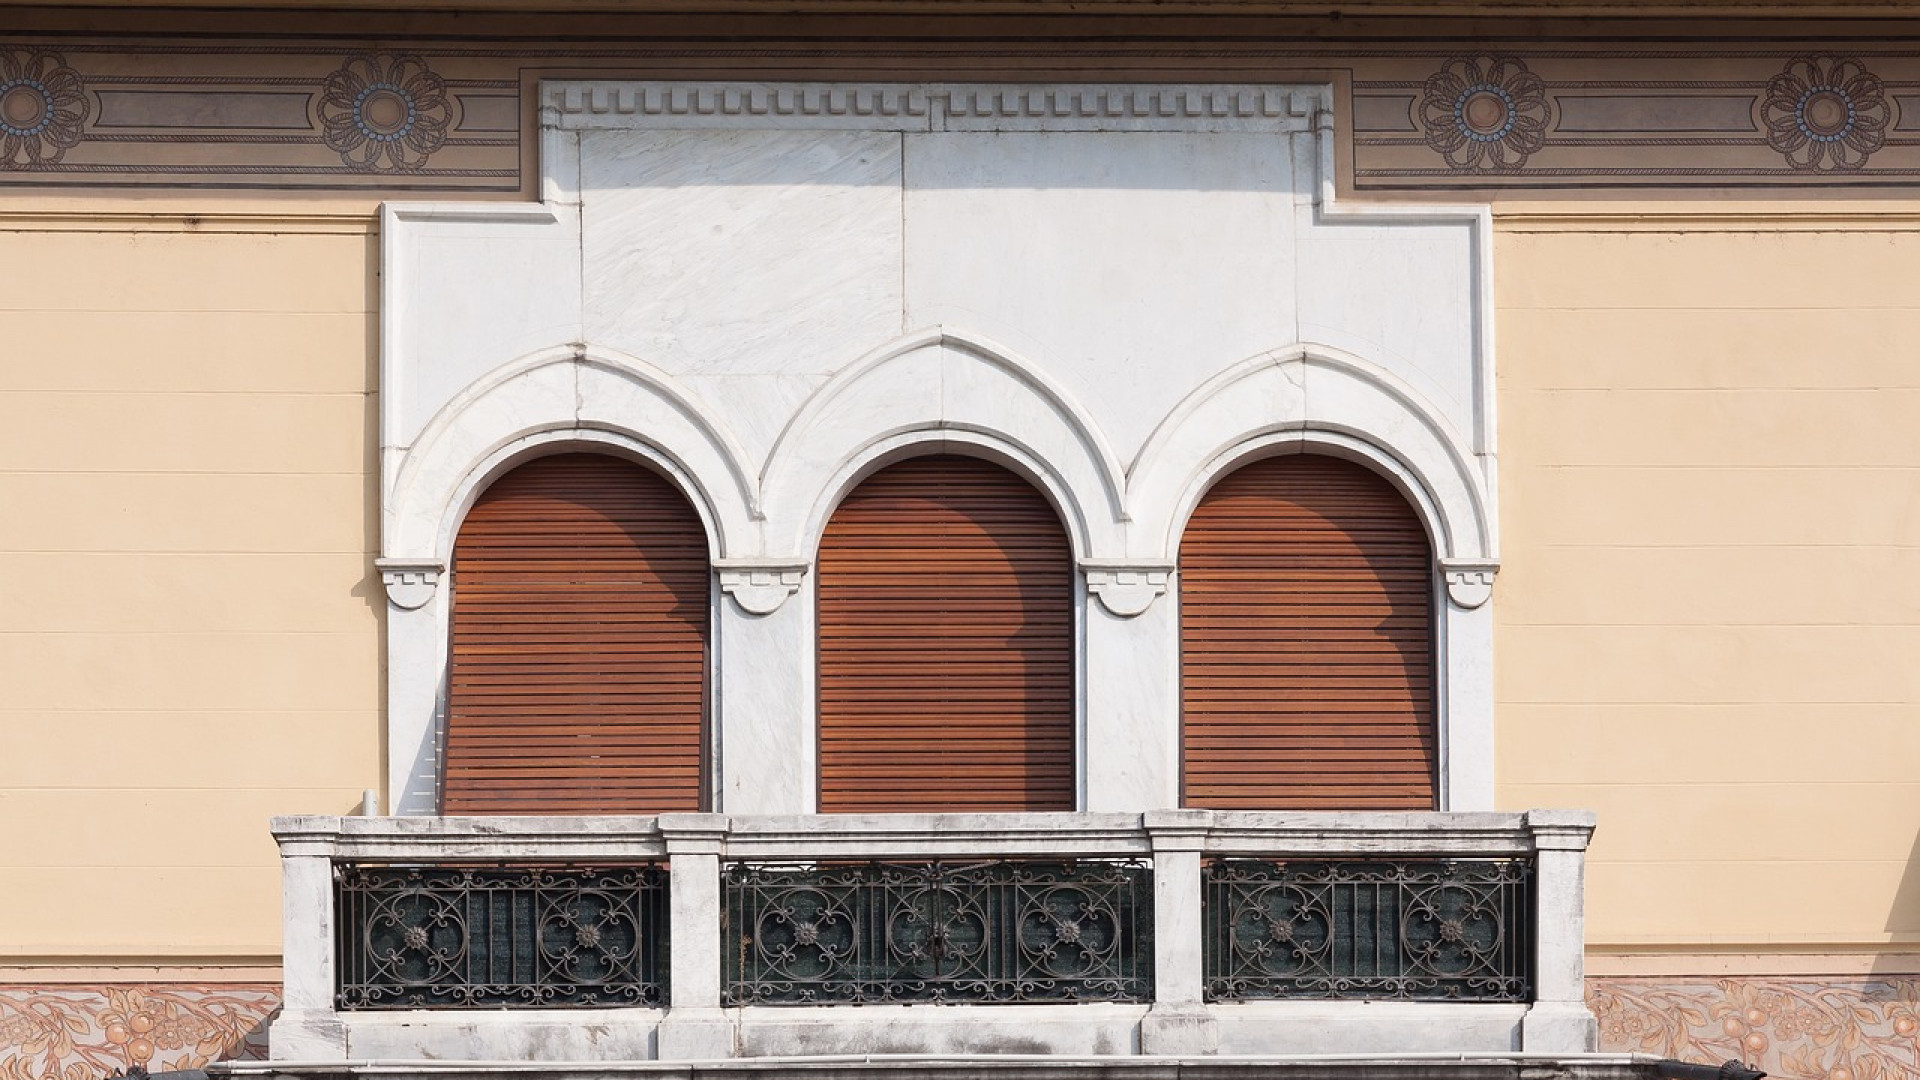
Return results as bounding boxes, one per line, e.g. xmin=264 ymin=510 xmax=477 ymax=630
xmin=445 ymin=452 xmax=709 ymax=814
xmin=818 ymin=455 xmax=1074 ymax=812
xmin=1180 ymin=454 xmax=1436 ymax=810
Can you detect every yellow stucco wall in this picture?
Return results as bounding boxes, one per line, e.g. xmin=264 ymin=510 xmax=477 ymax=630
xmin=0 ymin=214 xmax=383 ymax=965
xmin=4 ymin=205 xmax=1918 ymax=969
xmin=1493 ymin=208 xmax=1920 ymax=957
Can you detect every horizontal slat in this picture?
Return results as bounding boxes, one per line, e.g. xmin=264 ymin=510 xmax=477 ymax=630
xmin=445 ymin=453 xmax=709 ymax=816
xmin=1182 ymin=455 xmax=1436 ymax=811
xmin=819 ymin=455 xmax=1072 ymax=814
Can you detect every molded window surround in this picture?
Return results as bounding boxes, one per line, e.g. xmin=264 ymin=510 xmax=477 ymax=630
xmin=373 ymin=80 xmax=1499 ymax=815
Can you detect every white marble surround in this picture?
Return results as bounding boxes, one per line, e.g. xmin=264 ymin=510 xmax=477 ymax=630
xmin=268 ymin=811 xmax=1595 ymax=1061
xmin=378 ymin=80 xmax=1499 ymax=818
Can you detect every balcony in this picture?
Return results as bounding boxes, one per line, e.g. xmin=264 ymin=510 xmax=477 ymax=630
xmin=268 ymin=811 xmax=1596 ymax=1063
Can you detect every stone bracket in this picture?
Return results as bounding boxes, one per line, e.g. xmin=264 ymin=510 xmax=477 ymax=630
xmin=375 ymin=558 xmax=444 ymax=611
xmin=717 ymin=561 xmax=809 ymax=616
xmin=1082 ymin=561 xmax=1174 ymax=618
xmin=1441 ymin=558 xmax=1499 ymax=609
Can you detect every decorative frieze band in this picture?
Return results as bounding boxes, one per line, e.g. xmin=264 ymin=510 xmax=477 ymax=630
xmin=543 ymin=82 xmax=1321 ymax=133
xmin=8 ymin=36 xmax=1920 ymax=192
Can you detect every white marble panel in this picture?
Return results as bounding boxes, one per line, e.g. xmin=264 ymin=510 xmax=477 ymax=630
xmin=1295 ymin=219 xmax=1479 ymax=445
xmin=716 ymin=577 xmax=815 ymax=815
xmin=903 ymin=130 xmax=1297 ymax=461
xmin=736 ymin=1003 xmax=1147 ymax=1057
xmin=387 ymin=209 xmax=582 ymax=448
xmin=679 ymin=371 xmax=823 ymax=474
xmin=579 ymin=128 xmax=905 ymax=380
xmin=1211 ymin=1002 xmax=1526 ymax=1054
xmin=1083 ymin=594 xmax=1180 ymax=810
xmin=338 ymin=1011 xmax=661 ymax=1060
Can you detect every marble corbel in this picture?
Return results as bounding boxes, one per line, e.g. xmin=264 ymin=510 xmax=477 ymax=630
xmin=716 ymin=560 xmax=809 ymax=615
xmin=1081 ymin=560 xmax=1175 ymax=618
xmin=1440 ymin=558 xmax=1499 ymax=609
xmin=375 ymin=557 xmax=444 ymax=610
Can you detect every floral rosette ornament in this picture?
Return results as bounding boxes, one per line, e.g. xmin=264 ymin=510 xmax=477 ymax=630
xmin=0 ymin=49 xmax=89 ymax=169
xmin=318 ymin=53 xmax=451 ymax=171
xmin=1762 ymin=54 xmax=1890 ymax=172
xmin=1419 ymin=55 xmax=1550 ymax=172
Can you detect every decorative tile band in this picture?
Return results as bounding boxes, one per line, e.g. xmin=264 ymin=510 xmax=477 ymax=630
xmin=1590 ymin=976 xmax=1920 ymax=1080
xmin=0 ymin=985 xmax=276 ymax=1080
xmin=2 ymin=975 xmax=1914 ymax=1076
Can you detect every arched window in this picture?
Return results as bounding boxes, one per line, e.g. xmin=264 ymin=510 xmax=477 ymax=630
xmin=817 ymin=454 xmax=1074 ymax=812
xmin=1179 ymin=454 xmax=1436 ymax=810
xmin=444 ymin=452 xmax=710 ymax=814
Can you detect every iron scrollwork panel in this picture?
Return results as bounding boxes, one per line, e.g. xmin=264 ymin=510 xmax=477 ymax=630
xmin=723 ymin=859 xmax=1152 ymax=1005
xmin=1203 ymin=858 xmax=1532 ymax=1002
xmin=336 ymin=864 xmax=668 ymax=1009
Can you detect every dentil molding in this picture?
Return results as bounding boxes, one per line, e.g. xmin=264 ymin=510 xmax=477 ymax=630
xmin=717 ymin=561 xmax=810 ymax=615
xmin=543 ymin=81 xmax=1319 ymax=133
xmin=1082 ymin=561 xmax=1175 ymax=618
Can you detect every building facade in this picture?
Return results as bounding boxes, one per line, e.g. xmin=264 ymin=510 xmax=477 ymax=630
xmin=3 ymin=5 xmax=1918 ymax=1079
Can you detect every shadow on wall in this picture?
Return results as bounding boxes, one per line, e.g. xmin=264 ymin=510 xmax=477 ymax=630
xmin=1880 ymin=826 xmax=1920 ymax=951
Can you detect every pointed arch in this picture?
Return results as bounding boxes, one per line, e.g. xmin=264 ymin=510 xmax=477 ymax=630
xmin=1129 ymin=343 xmax=1494 ymax=568
xmin=386 ymin=344 xmax=760 ymax=567
xmin=760 ymin=328 xmax=1129 ymax=563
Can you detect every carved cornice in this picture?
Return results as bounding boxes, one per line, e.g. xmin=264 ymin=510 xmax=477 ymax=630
xmin=716 ymin=560 xmax=809 ymax=615
xmin=375 ymin=557 xmax=444 ymax=610
xmin=543 ymin=81 xmax=1321 ymax=133
xmin=1441 ymin=558 xmax=1498 ymax=609
xmin=1082 ymin=561 xmax=1174 ymax=618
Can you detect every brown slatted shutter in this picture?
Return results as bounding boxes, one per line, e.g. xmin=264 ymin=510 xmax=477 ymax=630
xmin=1180 ymin=454 xmax=1436 ymax=810
xmin=818 ymin=455 xmax=1074 ymax=812
xmin=445 ymin=452 xmax=709 ymax=814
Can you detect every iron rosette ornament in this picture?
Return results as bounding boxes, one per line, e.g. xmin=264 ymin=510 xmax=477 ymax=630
xmin=318 ymin=53 xmax=452 ymax=171
xmin=1419 ymin=55 xmax=1551 ymax=172
xmin=1762 ymin=54 xmax=1890 ymax=172
xmin=0 ymin=49 xmax=89 ymax=169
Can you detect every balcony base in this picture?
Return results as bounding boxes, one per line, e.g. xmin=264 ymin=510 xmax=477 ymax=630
xmin=658 ymin=1009 xmax=735 ymax=1060
xmin=267 ymin=1001 xmax=1595 ymax=1063
xmin=231 ymin=1052 xmax=1657 ymax=1080
xmin=1522 ymin=1001 xmax=1601 ymax=1053
xmin=1139 ymin=1005 xmax=1219 ymax=1056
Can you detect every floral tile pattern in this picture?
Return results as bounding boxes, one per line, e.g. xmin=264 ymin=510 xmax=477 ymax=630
xmin=1591 ymin=977 xmax=1920 ymax=1080
xmin=0 ymin=986 xmax=276 ymax=1080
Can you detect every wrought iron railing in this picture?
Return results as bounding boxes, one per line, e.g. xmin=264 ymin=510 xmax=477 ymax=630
xmin=335 ymin=864 xmax=669 ymax=1009
xmin=722 ymin=859 xmax=1153 ymax=1005
xmin=1202 ymin=858 xmax=1532 ymax=1002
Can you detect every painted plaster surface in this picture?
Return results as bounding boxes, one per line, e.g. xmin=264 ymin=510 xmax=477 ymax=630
xmin=1492 ymin=219 xmax=1920 ymax=949
xmin=0 ymin=222 xmax=384 ymax=962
